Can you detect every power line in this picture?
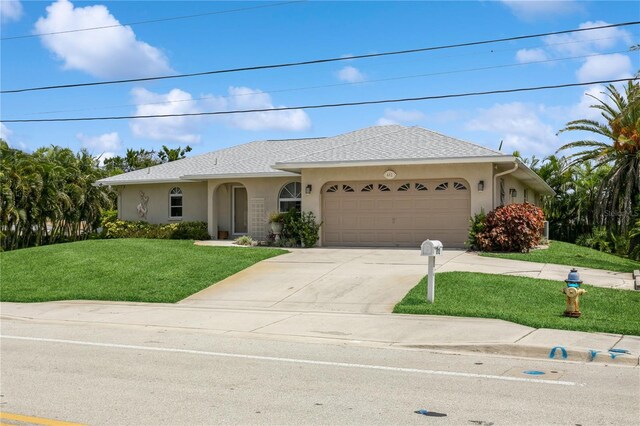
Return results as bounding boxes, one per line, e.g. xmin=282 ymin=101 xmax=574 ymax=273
xmin=14 ymin=48 xmax=635 ymax=117
xmin=3 ymin=78 xmax=636 ymax=123
xmin=3 ymin=21 xmax=638 ymax=94
xmin=1 ymin=1 xmax=305 ymax=41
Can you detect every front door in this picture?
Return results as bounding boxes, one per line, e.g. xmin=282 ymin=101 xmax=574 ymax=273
xmin=233 ymin=187 xmax=248 ymax=234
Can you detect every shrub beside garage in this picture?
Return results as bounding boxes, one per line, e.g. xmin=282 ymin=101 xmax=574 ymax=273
xmin=469 ymin=203 xmax=545 ymax=253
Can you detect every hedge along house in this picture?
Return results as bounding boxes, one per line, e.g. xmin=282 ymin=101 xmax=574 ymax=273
xmin=97 ymin=125 xmax=554 ymax=248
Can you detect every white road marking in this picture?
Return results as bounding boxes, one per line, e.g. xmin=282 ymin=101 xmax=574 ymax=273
xmin=1 ymin=334 xmax=577 ymax=386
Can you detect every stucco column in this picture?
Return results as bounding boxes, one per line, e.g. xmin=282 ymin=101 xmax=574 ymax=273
xmin=207 ymin=180 xmax=218 ymax=239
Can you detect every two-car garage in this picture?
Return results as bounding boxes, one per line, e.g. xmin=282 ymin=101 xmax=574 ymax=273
xmin=322 ymin=179 xmax=471 ymax=248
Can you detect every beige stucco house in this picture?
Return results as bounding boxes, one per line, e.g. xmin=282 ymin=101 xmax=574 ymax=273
xmin=97 ymin=125 xmax=554 ymax=248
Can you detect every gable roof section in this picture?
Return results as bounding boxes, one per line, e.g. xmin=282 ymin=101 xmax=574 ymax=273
xmin=272 ymin=126 xmax=504 ymax=171
xmin=97 ymin=136 xmax=326 ymax=185
xmin=96 ymin=125 xmax=551 ymax=196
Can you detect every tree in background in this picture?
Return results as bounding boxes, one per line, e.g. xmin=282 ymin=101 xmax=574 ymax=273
xmin=534 ymin=155 xmax=611 ymax=243
xmin=157 ymin=145 xmax=192 ymax=162
xmin=537 ymin=80 xmax=640 ymax=259
xmin=103 ymin=145 xmax=192 ymax=175
xmin=0 ymin=140 xmax=113 ymax=251
xmin=558 ymin=81 xmax=639 ymax=236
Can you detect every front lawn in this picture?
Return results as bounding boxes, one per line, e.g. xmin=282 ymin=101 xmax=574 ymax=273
xmin=0 ymin=239 xmax=286 ymax=303
xmin=479 ymin=240 xmax=640 ymax=273
xmin=394 ymin=272 xmax=640 ymax=335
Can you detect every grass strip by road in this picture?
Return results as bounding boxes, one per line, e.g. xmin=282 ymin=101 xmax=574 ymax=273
xmin=478 ymin=240 xmax=640 ymax=273
xmin=0 ymin=239 xmax=286 ymax=303
xmin=394 ymin=272 xmax=640 ymax=336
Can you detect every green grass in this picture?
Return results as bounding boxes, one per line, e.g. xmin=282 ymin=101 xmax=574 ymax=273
xmin=0 ymin=239 xmax=287 ymax=303
xmin=479 ymin=240 xmax=640 ymax=273
xmin=394 ymin=272 xmax=640 ymax=336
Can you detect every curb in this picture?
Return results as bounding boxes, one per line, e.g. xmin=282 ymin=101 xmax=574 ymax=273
xmin=634 ymin=270 xmax=640 ymax=291
xmin=399 ymin=343 xmax=640 ymax=367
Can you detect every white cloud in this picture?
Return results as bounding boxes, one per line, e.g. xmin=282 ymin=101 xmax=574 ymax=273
xmin=544 ymin=20 xmax=632 ymax=56
xmin=376 ymin=118 xmax=396 ymax=126
xmin=576 ymin=53 xmax=632 ymax=83
xmin=337 ymin=66 xmax=365 ymax=83
xmin=1 ymin=123 xmax=30 ymax=151
xmin=213 ymin=86 xmax=311 ymax=131
xmin=34 ymin=0 xmax=172 ymax=79
xmin=130 ymin=88 xmax=203 ymax=143
xmin=500 ymin=0 xmax=581 ymax=21
xmin=567 ymin=85 xmax=609 ymax=121
xmin=512 ymin=20 xmax=633 ymax=79
xmin=515 ymin=48 xmax=548 ymax=63
xmin=1 ymin=123 xmax=13 ymax=141
xmin=130 ymin=86 xmax=311 ymax=141
xmin=77 ymin=131 xmax=122 ymax=153
xmin=0 ymin=0 xmax=23 ymax=23
xmin=466 ymin=102 xmax=559 ymax=155
xmin=376 ymin=108 xmax=425 ymax=125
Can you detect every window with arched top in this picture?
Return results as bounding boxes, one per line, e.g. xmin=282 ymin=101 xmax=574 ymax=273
xmin=453 ymin=182 xmax=467 ymax=191
xmin=279 ymin=182 xmax=302 ymax=212
xmin=169 ymin=187 xmax=183 ymax=219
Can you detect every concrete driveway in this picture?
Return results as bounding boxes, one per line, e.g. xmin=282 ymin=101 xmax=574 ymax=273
xmin=181 ymin=247 xmax=459 ymax=313
xmin=182 ymin=244 xmax=635 ymax=314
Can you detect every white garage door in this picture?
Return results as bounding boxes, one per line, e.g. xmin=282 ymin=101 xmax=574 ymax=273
xmin=322 ymin=180 xmax=470 ymax=248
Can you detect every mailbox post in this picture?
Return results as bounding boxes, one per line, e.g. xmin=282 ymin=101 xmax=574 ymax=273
xmin=420 ymin=240 xmax=443 ymax=303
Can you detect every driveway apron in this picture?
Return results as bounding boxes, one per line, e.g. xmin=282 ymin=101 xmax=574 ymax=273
xmin=181 ymin=246 xmax=635 ymax=313
xmin=180 ymin=248 xmax=465 ymax=313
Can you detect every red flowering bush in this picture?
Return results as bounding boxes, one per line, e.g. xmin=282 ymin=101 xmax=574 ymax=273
xmin=476 ymin=203 xmax=544 ymax=252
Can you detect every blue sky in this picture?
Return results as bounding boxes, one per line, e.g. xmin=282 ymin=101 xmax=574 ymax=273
xmin=1 ymin=0 xmax=638 ymax=160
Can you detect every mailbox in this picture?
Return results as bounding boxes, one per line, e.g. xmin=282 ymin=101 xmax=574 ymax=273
xmin=421 ymin=240 xmax=443 ymax=256
xmin=420 ymin=240 xmax=443 ymax=304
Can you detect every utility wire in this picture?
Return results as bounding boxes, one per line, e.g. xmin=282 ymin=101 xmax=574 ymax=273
xmin=1 ymin=1 xmax=305 ymax=40
xmin=14 ymin=47 xmax=634 ymax=117
xmin=3 ymin=21 xmax=638 ymax=94
xmin=2 ymin=78 xmax=636 ymax=123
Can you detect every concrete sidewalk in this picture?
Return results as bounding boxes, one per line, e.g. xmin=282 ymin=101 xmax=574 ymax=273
xmin=2 ymin=301 xmax=638 ymax=367
xmin=438 ymin=250 xmax=634 ymax=290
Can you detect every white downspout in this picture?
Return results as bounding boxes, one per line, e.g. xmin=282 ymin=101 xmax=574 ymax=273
xmin=493 ymin=162 xmax=519 ymax=209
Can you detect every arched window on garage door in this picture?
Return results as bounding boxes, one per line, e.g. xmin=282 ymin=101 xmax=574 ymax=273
xmin=279 ymin=182 xmax=301 ymax=212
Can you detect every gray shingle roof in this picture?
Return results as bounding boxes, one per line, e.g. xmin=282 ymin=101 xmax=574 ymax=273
xmin=97 ymin=125 xmax=506 ymax=185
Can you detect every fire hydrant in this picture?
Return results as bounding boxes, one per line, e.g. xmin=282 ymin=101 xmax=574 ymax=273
xmin=562 ymin=268 xmax=586 ymax=318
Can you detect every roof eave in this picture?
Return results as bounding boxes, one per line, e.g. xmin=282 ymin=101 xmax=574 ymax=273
xmin=513 ymin=158 xmax=556 ymax=196
xmin=273 ymin=155 xmax=514 ymax=172
xmin=93 ymin=178 xmax=200 ymax=186
xmin=179 ymin=171 xmax=300 ymax=180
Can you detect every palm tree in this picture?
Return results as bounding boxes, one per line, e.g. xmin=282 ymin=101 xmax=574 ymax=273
xmin=1 ymin=141 xmax=113 ymax=251
xmin=158 ymin=145 xmax=192 ymax=162
xmin=557 ymin=80 xmax=640 ymax=235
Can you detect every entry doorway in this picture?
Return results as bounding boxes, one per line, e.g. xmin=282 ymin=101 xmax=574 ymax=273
xmin=232 ymin=186 xmax=248 ymax=234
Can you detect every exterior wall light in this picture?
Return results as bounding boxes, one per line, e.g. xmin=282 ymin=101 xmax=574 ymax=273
xmin=305 ymin=184 xmax=312 ymax=194
xmin=478 ymin=180 xmax=485 ymax=192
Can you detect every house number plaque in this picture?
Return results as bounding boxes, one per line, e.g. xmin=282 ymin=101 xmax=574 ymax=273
xmin=383 ymin=170 xmax=397 ymax=180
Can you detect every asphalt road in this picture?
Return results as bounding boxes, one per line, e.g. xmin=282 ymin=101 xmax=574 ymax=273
xmin=1 ymin=318 xmax=638 ymax=425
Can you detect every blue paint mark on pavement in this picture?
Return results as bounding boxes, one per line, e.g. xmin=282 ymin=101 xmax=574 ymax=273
xmin=588 ymin=350 xmax=599 ymax=361
xmin=549 ymin=346 xmax=568 ymax=359
xmin=415 ymin=409 xmax=447 ymax=417
xmin=523 ymin=370 xmax=545 ymax=375
xmin=609 ymin=348 xmax=630 ymax=354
